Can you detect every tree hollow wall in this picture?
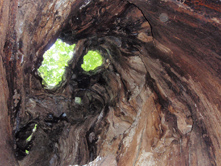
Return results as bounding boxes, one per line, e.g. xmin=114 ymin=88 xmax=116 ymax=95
xmin=0 ymin=0 xmax=220 ymax=165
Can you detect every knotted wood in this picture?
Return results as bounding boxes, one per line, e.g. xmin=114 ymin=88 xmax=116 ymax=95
xmin=0 ymin=0 xmax=220 ymax=165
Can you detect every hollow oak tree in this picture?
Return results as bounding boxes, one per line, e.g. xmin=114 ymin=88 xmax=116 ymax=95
xmin=0 ymin=0 xmax=220 ymax=165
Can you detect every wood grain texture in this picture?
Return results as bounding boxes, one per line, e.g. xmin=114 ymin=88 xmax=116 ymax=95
xmin=0 ymin=0 xmax=220 ymax=165
xmin=0 ymin=0 xmax=19 ymax=165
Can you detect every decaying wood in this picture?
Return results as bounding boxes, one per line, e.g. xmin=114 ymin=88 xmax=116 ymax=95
xmin=0 ymin=0 xmax=220 ymax=165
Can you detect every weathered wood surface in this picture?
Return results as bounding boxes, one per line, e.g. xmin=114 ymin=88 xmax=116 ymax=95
xmin=0 ymin=0 xmax=19 ymax=165
xmin=0 ymin=0 xmax=220 ymax=165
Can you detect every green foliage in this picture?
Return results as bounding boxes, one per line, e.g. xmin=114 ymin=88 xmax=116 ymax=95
xmin=26 ymin=124 xmax=37 ymax=142
xmin=81 ymin=50 xmax=103 ymax=72
xmin=25 ymin=124 xmax=37 ymax=155
xmin=38 ymin=39 xmax=75 ymax=87
xmin=75 ymin=97 xmax=82 ymax=104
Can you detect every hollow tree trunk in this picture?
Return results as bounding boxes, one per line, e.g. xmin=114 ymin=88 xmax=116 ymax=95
xmin=0 ymin=0 xmax=220 ymax=166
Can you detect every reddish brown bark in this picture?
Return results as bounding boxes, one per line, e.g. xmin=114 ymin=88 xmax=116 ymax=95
xmin=0 ymin=0 xmax=220 ymax=165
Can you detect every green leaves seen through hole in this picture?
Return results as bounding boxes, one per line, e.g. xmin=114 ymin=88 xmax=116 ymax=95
xmin=81 ymin=50 xmax=103 ymax=72
xmin=38 ymin=39 xmax=75 ymax=87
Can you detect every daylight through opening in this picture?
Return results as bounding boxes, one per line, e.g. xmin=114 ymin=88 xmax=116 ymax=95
xmin=81 ymin=50 xmax=103 ymax=72
xmin=38 ymin=39 xmax=75 ymax=87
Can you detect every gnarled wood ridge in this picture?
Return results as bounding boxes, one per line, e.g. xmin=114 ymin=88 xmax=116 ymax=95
xmin=0 ymin=0 xmax=220 ymax=165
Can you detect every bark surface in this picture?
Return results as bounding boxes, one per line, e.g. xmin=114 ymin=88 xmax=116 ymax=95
xmin=0 ymin=0 xmax=220 ymax=165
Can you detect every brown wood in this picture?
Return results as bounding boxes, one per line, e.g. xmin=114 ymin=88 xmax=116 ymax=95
xmin=0 ymin=0 xmax=220 ymax=165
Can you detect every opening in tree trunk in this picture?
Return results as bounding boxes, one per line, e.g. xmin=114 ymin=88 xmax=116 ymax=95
xmin=0 ymin=0 xmax=220 ymax=166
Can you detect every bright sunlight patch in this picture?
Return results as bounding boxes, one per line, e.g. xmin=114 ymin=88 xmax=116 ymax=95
xmin=81 ymin=50 xmax=103 ymax=72
xmin=38 ymin=39 xmax=75 ymax=87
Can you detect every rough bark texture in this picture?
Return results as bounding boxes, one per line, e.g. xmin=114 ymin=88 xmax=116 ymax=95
xmin=0 ymin=0 xmax=220 ymax=166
